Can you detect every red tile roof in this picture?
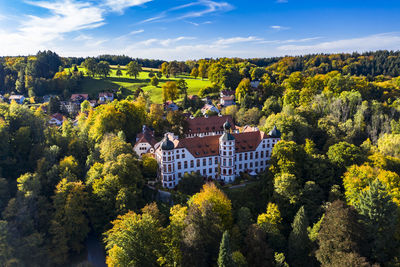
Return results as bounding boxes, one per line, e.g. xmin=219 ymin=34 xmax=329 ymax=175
xmin=174 ymin=130 xmax=271 ymax=158
xmin=51 ymin=113 xmax=65 ymax=121
xmin=71 ymin=94 xmax=89 ymax=101
xmin=135 ymin=127 xmax=157 ymax=147
xmin=186 ymin=115 xmax=235 ymax=135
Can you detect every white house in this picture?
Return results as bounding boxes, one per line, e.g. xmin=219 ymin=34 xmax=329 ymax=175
xmin=134 ymin=125 xmax=157 ymax=158
xmin=155 ymin=121 xmax=281 ymax=188
xmin=48 ymin=113 xmax=66 ymax=126
xmin=9 ymin=95 xmax=25 ymax=104
xmin=99 ymin=92 xmax=114 ymax=103
xmin=201 ymin=104 xmax=219 ymax=115
xmin=220 ymin=95 xmax=235 ymax=107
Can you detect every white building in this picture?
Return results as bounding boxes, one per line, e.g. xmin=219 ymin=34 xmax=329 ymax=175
xmin=134 ymin=125 xmax=157 ymax=158
xmin=99 ymin=92 xmax=114 ymax=103
xmin=155 ymin=121 xmax=281 ymax=188
xmin=201 ymin=104 xmax=219 ymax=115
xmin=9 ymin=95 xmax=25 ymax=104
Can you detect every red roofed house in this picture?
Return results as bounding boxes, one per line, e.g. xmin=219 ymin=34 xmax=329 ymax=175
xmin=155 ymin=120 xmax=281 ymax=188
xmin=134 ymin=125 xmax=157 ymax=158
xmin=49 ymin=113 xmax=66 ymax=126
xmin=70 ymin=94 xmax=89 ymax=103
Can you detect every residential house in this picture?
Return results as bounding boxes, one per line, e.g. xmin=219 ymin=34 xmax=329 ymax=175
xmin=99 ymin=92 xmax=114 ymax=103
xmin=49 ymin=113 xmax=66 ymax=126
xmin=201 ymin=103 xmax=219 ymax=115
xmin=164 ymin=101 xmax=179 ymax=111
xmin=134 ymin=125 xmax=158 ymax=158
xmin=9 ymin=95 xmax=25 ymax=104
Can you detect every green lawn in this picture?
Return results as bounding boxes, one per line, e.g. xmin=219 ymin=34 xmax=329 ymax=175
xmin=69 ymin=67 xmax=211 ymax=103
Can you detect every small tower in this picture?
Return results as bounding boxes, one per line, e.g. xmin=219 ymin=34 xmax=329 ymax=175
xmin=219 ymin=120 xmax=235 ymax=183
xmin=160 ymin=134 xmax=175 ymax=188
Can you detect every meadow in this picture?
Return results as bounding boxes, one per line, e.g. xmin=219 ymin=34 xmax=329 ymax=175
xmin=70 ymin=66 xmax=211 ymax=103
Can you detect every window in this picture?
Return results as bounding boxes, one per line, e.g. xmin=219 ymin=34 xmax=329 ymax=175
xmin=203 ymin=169 xmax=206 ymax=175
xmin=176 ymin=154 xmax=180 ymax=159
xmin=229 ymin=151 xmax=232 ymax=156
xmin=250 ymin=162 xmax=253 ymax=168
xmin=250 ymin=153 xmax=253 ymax=160
xmin=209 ymin=168 xmax=212 ymax=173
xmin=197 ymin=159 xmax=200 ymax=167
xmin=215 ymin=157 xmax=218 ymax=164
xmin=255 ymin=152 xmax=258 ymax=158
xmin=203 ymin=158 xmax=206 ymax=166
xmin=184 ymin=161 xmax=188 ymax=169
xmin=244 ymin=163 xmax=248 ymax=169
xmin=223 ymin=159 xmax=226 ymax=166
xmin=266 ymin=151 xmax=269 ymax=157
xmin=239 ymin=154 xmax=242 ymax=161
xmin=239 ymin=164 xmax=242 ymax=169
xmin=215 ymin=167 xmax=218 ymax=172
xmin=261 ymin=151 xmax=264 ymax=158
xmin=229 ymin=159 xmax=232 ymax=166
xmin=182 ymin=153 xmax=185 ymax=159
xmin=255 ymin=161 xmax=258 ymax=167
xmin=191 ymin=160 xmax=194 ymax=168
xmin=209 ymin=158 xmax=212 ymax=165
xmin=245 ymin=153 xmax=248 ymax=160
xmin=178 ymin=162 xmax=181 ymax=170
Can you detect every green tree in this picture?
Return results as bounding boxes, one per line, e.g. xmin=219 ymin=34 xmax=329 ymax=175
xmin=235 ymin=78 xmax=251 ymax=104
xmin=104 ymin=211 xmax=164 ymax=267
xmin=126 ymin=61 xmax=142 ymax=79
xmin=162 ymin=81 xmax=179 ymax=102
xmin=326 ymin=141 xmax=365 ymax=169
xmin=80 ymin=100 xmax=91 ymax=113
xmin=82 ymin=58 xmax=97 ymax=77
xmin=288 ymin=206 xmax=310 ymax=266
xmin=218 ymin=231 xmax=234 ymax=267
xmin=191 ymin=67 xmax=199 ymax=79
xmin=354 ymin=180 xmax=399 ymax=264
xmin=316 ymin=200 xmax=368 ymax=267
xmin=150 ymin=76 xmax=159 ymax=87
xmin=177 ymin=78 xmax=188 ymax=96
xmin=50 ymin=179 xmax=89 ymax=264
xmin=244 ymin=224 xmax=275 ymax=267
xmin=97 ymin=61 xmax=111 ymax=78
xmin=177 ymin=172 xmax=205 ymax=195
xmin=115 ymin=65 xmax=123 ymax=77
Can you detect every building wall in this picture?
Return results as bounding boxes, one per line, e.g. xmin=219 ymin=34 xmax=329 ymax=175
xmin=156 ymin=136 xmax=281 ymax=189
xmin=134 ymin=142 xmax=153 ymax=158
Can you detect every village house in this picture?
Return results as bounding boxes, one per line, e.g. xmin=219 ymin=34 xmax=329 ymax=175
xmin=164 ymin=101 xmax=179 ymax=111
xmin=201 ymin=103 xmax=219 ymax=115
xmin=220 ymin=95 xmax=235 ymax=107
xmin=48 ymin=113 xmax=66 ymax=126
xmin=9 ymin=95 xmax=25 ymax=104
xmin=155 ymin=121 xmax=281 ymax=188
xmin=70 ymin=94 xmax=89 ymax=103
xmin=99 ymin=92 xmax=114 ymax=103
xmin=133 ymin=125 xmax=158 ymax=158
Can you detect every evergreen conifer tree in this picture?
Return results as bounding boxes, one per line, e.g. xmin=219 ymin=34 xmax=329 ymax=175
xmin=288 ymin=206 xmax=310 ymax=266
xmin=218 ymin=231 xmax=234 ymax=267
xmin=355 ymin=179 xmax=399 ymax=264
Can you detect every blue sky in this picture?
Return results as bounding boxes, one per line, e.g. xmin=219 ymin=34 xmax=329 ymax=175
xmin=0 ymin=0 xmax=399 ymax=60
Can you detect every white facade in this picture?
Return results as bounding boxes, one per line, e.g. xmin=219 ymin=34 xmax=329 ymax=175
xmin=155 ymin=126 xmax=281 ymax=188
xmin=134 ymin=142 xmax=155 ymax=158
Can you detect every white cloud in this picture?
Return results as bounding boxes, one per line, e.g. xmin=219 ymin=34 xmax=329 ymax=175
xmin=270 ymin=25 xmax=290 ymax=31
xmin=129 ymin=29 xmax=145 ymax=35
xmin=103 ymin=0 xmax=152 ymax=13
xmin=134 ymin=36 xmax=196 ymax=47
xmin=278 ymin=33 xmax=400 ymax=54
xmin=140 ymin=0 xmax=233 ymax=24
xmin=215 ymin=36 xmax=262 ymax=46
xmin=257 ymin=37 xmax=322 ymax=45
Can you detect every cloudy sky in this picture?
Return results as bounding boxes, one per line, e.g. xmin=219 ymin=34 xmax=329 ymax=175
xmin=0 ymin=0 xmax=399 ymax=60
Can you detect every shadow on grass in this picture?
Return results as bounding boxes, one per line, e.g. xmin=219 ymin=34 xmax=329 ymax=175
xmin=107 ymin=77 xmax=151 ymax=83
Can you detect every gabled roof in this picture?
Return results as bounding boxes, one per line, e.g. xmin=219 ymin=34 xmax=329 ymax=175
xmin=50 ymin=113 xmax=65 ymax=122
xmin=9 ymin=95 xmax=24 ymax=100
xmin=221 ymin=90 xmax=235 ymax=96
xmin=135 ymin=126 xmax=157 ymax=147
xmin=186 ymin=115 xmax=235 ymax=135
xmin=173 ymin=130 xmax=272 ymax=158
xmin=70 ymin=94 xmax=89 ymax=101
xmin=99 ymin=92 xmax=113 ymax=97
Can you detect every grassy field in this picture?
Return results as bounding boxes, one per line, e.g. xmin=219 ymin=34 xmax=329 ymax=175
xmin=70 ymin=67 xmax=211 ymax=103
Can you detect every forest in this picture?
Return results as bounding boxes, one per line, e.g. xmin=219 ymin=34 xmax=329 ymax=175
xmin=0 ymin=50 xmax=400 ymax=266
